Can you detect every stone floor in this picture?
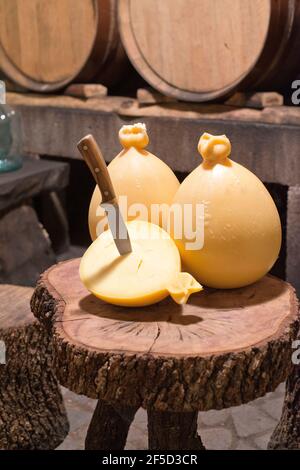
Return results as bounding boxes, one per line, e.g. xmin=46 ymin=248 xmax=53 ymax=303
xmin=57 ymin=382 xmax=285 ymax=450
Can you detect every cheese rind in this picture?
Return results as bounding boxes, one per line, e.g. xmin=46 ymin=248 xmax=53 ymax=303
xmin=88 ymin=124 xmax=179 ymax=240
xmin=167 ymin=272 xmax=203 ymax=305
xmin=171 ymin=133 xmax=282 ymax=289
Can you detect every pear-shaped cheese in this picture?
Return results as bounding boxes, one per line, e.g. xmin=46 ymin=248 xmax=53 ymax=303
xmin=89 ymin=123 xmax=179 ymax=240
xmin=80 ymin=220 xmax=202 ymax=307
xmin=171 ymin=133 xmax=282 ymax=289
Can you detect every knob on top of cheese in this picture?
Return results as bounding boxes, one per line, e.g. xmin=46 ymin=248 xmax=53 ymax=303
xmin=88 ymin=123 xmax=180 ymax=241
xmin=198 ymin=132 xmax=231 ymax=164
xmin=80 ymin=220 xmax=202 ymax=307
xmin=118 ymin=122 xmax=149 ymax=149
xmin=171 ymin=133 xmax=282 ymax=289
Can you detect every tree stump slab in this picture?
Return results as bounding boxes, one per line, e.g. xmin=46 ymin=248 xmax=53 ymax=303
xmin=31 ymin=258 xmax=299 ymax=449
xmin=0 ymin=284 xmax=69 ymax=449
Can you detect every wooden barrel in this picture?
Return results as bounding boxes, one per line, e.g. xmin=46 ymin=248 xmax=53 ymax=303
xmin=0 ymin=0 xmax=128 ymax=92
xmin=118 ymin=0 xmax=300 ymax=102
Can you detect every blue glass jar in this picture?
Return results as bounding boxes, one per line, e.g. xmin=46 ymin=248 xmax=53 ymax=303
xmin=0 ymin=103 xmax=23 ymax=173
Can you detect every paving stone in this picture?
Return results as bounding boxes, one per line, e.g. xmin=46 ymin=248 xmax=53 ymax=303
xmin=61 ymin=386 xmax=97 ymax=412
xmin=56 ymin=425 xmax=87 ymax=450
xmin=200 ymin=427 xmax=233 ymax=450
xmin=250 ymin=384 xmax=285 ymax=408
xmin=231 ymin=404 xmax=277 ymax=438
xmin=60 ymin=386 xmax=69 ymax=396
xmin=132 ymin=408 xmax=147 ymax=431
xmin=250 ymin=395 xmax=270 ymax=407
xmin=125 ymin=440 xmax=147 ymax=450
xmin=254 ymin=432 xmax=272 ymax=450
xmin=235 ymin=440 xmax=257 ymax=450
xmin=126 ymin=424 xmax=148 ymax=450
xmin=198 ymin=409 xmax=230 ymax=427
xmin=65 ymin=403 xmax=94 ymax=432
xmin=261 ymin=397 xmax=284 ymax=421
xmin=273 ymin=382 xmax=286 ymax=397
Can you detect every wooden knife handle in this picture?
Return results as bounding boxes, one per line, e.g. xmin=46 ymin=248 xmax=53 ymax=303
xmin=77 ymin=134 xmax=116 ymax=204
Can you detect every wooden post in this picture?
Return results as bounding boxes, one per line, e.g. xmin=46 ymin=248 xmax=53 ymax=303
xmin=147 ymin=410 xmax=205 ymax=450
xmin=85 ymin=401 xmax=139 ymax=450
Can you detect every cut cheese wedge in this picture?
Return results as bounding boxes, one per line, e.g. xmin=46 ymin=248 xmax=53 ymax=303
xmin=80 ymin=220 xmax=202 ymax=307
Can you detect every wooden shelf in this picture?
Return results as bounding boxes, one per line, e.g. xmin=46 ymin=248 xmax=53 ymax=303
xmin=0 ymin=156 xmax=69 ymax=212
xmin=7 ymin=92 xmax=300 ymax=186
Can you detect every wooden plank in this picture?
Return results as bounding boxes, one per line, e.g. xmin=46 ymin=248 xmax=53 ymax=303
xmin=137 ymin=87 xmax=177 ymax=105
xmin=7 ymin=92 xmax=126 ymax=112
xmin=7 ymin=92 xmax=300 ymax=125
xmin=118 ymin=98 xmax=262 ymax=121
xmin=118 ymin=99 xmax=297 ymax=125
xmin=0 ymin=157 xmax=69 ymax=211
xmin=64 ymin=83 xmax=108 ymax=99
xmin=225 ymin=92 xmax=284 ymax=109
xmin=6 ymin=92 xmax=300 ymax=186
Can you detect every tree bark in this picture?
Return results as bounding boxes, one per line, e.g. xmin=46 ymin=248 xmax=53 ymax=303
xmin=268 ymin=351 xmax=300 ymax=449
xmin=85 ymin=400 xmax=139 ymax=450
xmin=147 ymin=410 xmax=205 ymax=450
xmin=0 ymin=285 xmax=69 ymax=450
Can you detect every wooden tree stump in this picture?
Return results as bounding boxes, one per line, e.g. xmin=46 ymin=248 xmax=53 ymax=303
xmin=268 ymin=336 xmax=300 ymax=449
xmin=0 ymin=284 xmax=69 ymax=450
xmin=31 ymin=259 xmax=299 ymax=450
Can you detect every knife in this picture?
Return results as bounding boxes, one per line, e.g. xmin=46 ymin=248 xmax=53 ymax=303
xmin=77 ymin=134 xmax=132 ymax=255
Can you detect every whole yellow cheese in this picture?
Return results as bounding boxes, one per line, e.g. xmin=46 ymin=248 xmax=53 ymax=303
xmin=88 ymin=123 xmax=179 ymax=240
xmin=171 ymin=133 xmax=282 ymax=289
xmin=80 ymin=220 xmax=202 ymax=307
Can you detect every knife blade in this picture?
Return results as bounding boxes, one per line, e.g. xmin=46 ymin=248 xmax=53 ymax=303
xmin=101 ymin=200 xmax=132 ymax=255
xmin=77 ymin=134 xmax=132 ymax=255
